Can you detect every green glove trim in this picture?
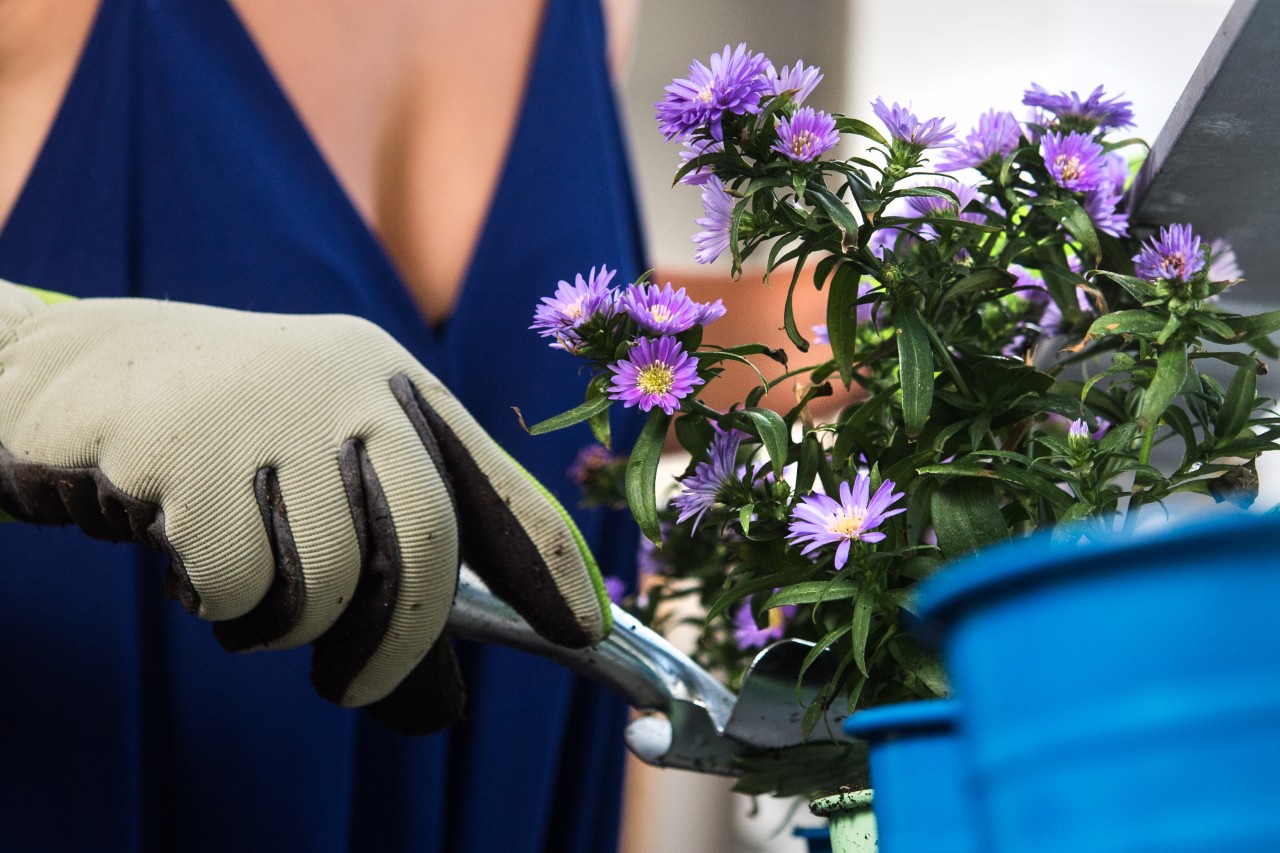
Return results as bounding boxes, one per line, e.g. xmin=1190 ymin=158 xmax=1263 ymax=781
xmin=18 ymin=285 xmax=78 ymax=306
xmin=502 ymin=448 xmax=613 ymax=638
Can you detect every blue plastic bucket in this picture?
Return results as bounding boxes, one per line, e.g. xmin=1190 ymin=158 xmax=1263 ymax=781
xmin=915 ymin=511 xmax=1280 ymax=852
xmin=844 ymin=699 xmax=981 ymax=853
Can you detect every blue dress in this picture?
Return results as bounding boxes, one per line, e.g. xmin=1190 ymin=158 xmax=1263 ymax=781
xmin=0 ymin=0 xmax=646 ymax=850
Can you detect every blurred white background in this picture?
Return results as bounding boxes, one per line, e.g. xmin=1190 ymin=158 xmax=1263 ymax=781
xmin=610 ymin=2 xmax=1245 ymax=850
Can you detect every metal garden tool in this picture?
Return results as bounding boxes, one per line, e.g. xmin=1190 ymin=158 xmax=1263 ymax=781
xmin=447 ymin=566 xmax=852 ymax=776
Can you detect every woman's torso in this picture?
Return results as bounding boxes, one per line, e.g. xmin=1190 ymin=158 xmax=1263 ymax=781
xmin=0 ymin=1 xmax=646 ymax=850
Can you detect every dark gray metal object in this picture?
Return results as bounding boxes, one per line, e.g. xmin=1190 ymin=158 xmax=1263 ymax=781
xmin=446 ymin=566 xmax=849 ymax=776
xmin=1130 ymin=0 xmax=1280 ymax=318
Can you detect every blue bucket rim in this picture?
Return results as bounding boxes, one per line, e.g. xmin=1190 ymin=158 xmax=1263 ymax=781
xmin=915 ymin=509 xmax=1278 ymax=641
xmin=843 ymin=698 xmax=959 ymax=740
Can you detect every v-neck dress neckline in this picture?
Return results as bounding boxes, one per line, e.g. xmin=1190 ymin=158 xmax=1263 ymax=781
xmin=0 ymin=0 xmax=649 ymax=850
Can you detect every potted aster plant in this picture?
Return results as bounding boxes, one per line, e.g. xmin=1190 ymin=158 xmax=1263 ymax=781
xmin=525 ymin=43 xmax=1280 ymax=850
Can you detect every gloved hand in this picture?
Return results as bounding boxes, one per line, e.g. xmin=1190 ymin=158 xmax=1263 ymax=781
xmin=0 ymin=279 xmax=611 ymax=733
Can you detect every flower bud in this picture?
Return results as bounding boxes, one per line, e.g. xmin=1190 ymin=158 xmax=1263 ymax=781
xmin=1067 ymin=418 xmax=1093 ymax=457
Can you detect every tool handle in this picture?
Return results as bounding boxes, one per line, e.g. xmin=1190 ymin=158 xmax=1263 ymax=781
xmin=447 ymin=567 xmax=736 ymax=729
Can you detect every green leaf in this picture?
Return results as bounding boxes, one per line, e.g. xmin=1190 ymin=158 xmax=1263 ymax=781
xmin=1162 ymin=404 xmax=1200 ymax=469
xmin=895 ymin=303 xmax=934 ymax=438
xmin=782 ymin=251 xmax=812 ymax=351
xmin=673 ymin=413 xmax=713 ymax=458
xmin=1086 ymin=309 xmax=1169 ymax=341
xmin=704 ymin=571 xmax=793 ymax=622
xmin=808 ymin=184 xmax=862 ymax=250
xmin=694 ymin=349 xmax=770 ymax=389
xmin=831 ymin=385 xmax=898 ymax=465
xmin=948 ymin=267 xmax=1016 ymax=298
xmin=1051 ymin=502 xmax=1100 ymax=545
xmin=523 ymin=378 xmax=612 ymax=435
xmin=1139 ymin=346 xmax=1188 ymax=429
xmin=827 ymin=264 xmax=860 ymax=387
xmin=844 ymin=170 xmax=880 ymax=215
xmin=850 ymin=592 xmax=874 ymax=678
xmin=929 ymin=478 xmax=1008 ymax=558
xmin=625 ymin=409 xmax=670 ymax=544
xmin=799 ymin=623 xmax=853 ymax=686
xmin=588 ymin=406 xmax=611 ymax=448
xmin=833 ymin=116 xmax=889 ymax=147
xmin=739 ymin=503 xmax=754 ymax=537
xmin=740 ymin=407 xmax=790 ymax=476
xmin=763 ymin=580 xmax=859 ymax=608
xmin=1041 ymin=265 xmax=1088 ymax=326
xmin=887 ymin=635 xmax=949 ymax=696
xmin=1215 ymin=361 xmax=1258 ymax=441
xmin=1044 ymin=199 xmax=1101 ymax=264
xmin=795 ymin=433 xmax=822 ymax=494
xmin=917 ymin=462 xmax=1073 ymax=511
xmin=1092 ymin=270 xmax=1158 ymax=302
xmin=1216 ymin=311 xmax=1280 ymax=343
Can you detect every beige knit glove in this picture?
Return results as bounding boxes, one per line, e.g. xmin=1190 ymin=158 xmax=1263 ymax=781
xmin=0 ymin=279 xmax=610 ymax=733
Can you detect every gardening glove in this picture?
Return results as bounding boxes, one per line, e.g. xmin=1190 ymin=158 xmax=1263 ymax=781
xmin=0 ymin=279 xmax=611 ymax=733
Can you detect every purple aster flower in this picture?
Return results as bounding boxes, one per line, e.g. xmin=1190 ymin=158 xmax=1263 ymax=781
xmin=656 ymin=44 xmax=773 ymax=141
xmin=636 ymin=524 xmax=670 ymax=578
xmin=1069 ymin=418 xmax=1090 ymax=440
xmin=904 ymin=178 xmax=980 ymax=218
xmin=1023 ymin=84 xmax=1135 ymax=131
xmin=693 ymin=176 xmax=735 ymax=265
xmin=812 ymin=323 xmax=829 ymax=345
xmin=1081 ymin=153 xmax=1130 ymax=237
xmin=765 ymin=60 xmax=823 ymax=105
xmin=871 ymin=98 xmax=956 ymax=150
xmin=733 ymin=596 xmax=798 ymax=650
xmin=1041 ymin=131 xmax=1107 ymax=192
xmin=786 ymin=473 xmax=906 ymax=569
xmin=671 ymin=426 xmax=743 ymax=532
xmin=607 ymin=336 xmax=704 ymax=415
xmin=1133 ymin=223 xmax=1206 ymax=284
xmin=868 ymin=222 xmax=914 ymax=259
xmin=1092 ymin=418 xmax=1112 ymax=441
xmin=678 ymin=137 xmax=723 ymax=186
xmin=772 ymin=106 xmax=840 ymax=163
xmin=1010 ymin=264 xmax=1046 ymax=301
xmin=1083 ymin=186 xmax=1128 ymax=238
xmin=602 ymin=575 xmax=627 ymax=605
xmin=620 ymin=282 xmax=704 ymax=335
xmin=938 ymin=109 xmax=1023 ymax=171
xmin=697 ymin=298 xmax=727 ymax=325
xmin=1209 ymin=238 xmax=1243 ymax=281
xmin=567 ymin=443 xmax=615 ymax=485
xmin=531 ymin=265 xmax=618 ymax=351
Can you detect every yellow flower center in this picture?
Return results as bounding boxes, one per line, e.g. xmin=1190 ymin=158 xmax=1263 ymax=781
xmin=830 ymin=507 xmax=868 ymax=539
xmin=1055 ymin=154 xmax=1083 ymax=182
xmin=564 ymin=298 xmax=585 ymax=320
xmin=696 ymin=85 xmax=714 ymax=103
xmin=648 ymin=305 xmax=675 ymax=325
xmin=789 ymin=131 xmax=817 ymax=156
xmin=637 ymin=363 xmax=675 ymax=396
xmin=767 ymin=608 xmax=787 ymax=631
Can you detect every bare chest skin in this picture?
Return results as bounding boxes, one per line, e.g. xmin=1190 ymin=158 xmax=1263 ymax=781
xmin=0 ymin=0 xmax=546 ymax=326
